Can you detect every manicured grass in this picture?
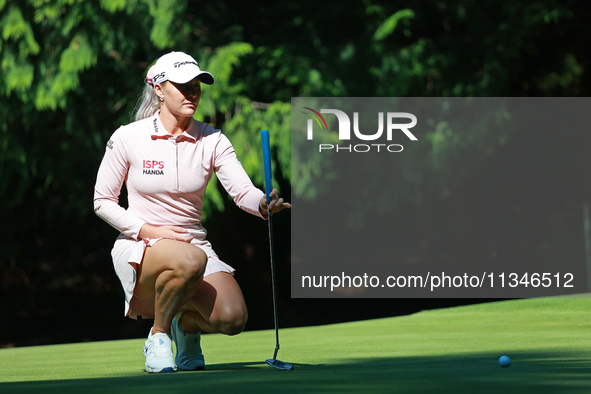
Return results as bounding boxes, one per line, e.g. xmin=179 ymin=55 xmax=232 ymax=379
xmin=1 ymin=297 xmax=590 ymax=393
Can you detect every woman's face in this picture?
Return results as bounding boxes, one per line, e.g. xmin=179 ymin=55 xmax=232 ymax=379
xmin=156 ymin=77 xmax=202 ymax=118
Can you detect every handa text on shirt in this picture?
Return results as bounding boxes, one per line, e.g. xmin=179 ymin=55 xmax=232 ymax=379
xmin=143 ymin=169 xmax=164 ymax=175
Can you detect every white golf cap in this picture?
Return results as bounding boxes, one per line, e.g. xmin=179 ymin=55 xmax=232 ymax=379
xmin=150 ymin=51 xmax=214 ymax=85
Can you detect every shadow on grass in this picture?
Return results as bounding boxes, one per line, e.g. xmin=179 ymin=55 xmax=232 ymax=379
xmin=2 ymin=351 xmax=591 ymax=394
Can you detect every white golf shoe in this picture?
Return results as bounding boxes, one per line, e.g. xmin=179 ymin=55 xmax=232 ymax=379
xmin=171 ymin=315 xmax=205 ymax=371
xmin=143 ymin=330 xmax=177 ymax=373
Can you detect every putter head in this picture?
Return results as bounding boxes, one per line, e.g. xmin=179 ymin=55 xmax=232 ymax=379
xmin=266 ymin=358 xmax=294 ymax=370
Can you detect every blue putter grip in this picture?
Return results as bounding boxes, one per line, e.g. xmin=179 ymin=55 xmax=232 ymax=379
xmin=261 ymin=130 xmax=272 ymax=203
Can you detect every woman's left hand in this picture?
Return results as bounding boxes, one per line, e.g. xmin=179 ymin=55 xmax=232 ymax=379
xmin=260 ymin=188 xmax=291 ymax=216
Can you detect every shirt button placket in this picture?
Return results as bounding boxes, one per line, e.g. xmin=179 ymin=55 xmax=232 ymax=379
xmin=172 ymin=139 xmax=180 ymax=193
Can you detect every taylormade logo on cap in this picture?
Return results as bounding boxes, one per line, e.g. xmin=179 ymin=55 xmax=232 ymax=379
xmin=174 ymin=60 xmax=198 ymax=68
xmin=151 ymin=51 xmax=215 ymax=85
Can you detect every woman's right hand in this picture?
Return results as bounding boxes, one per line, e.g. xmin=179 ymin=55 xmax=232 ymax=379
xmin=138 ymin=224 xmax=194 ymax=242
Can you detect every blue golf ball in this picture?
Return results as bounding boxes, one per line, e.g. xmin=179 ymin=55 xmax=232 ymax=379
xmin=498 ymin=355 xmax=511 ymax=367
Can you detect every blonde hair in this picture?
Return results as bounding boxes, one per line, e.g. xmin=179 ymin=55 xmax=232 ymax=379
xmin=133 ymin=82 xmax=161 ymax=121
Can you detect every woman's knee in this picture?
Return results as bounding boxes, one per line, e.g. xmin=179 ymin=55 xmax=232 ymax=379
xmin=217 ymin=306 xmax=248 ymax=336
xmin=174 ymin=245 xmax=208 ymax=282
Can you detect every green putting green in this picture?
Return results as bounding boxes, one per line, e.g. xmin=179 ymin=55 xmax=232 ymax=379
xmin=1 ymin=297 xmax=590 ymax=393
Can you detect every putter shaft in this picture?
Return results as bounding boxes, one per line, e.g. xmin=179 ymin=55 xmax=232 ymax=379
xmin=267 ymin=210 xmax=281 ymax=356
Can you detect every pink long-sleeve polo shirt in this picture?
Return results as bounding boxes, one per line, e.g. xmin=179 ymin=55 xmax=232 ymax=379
xmin=93 ymin=113 xmax=265 ymax=240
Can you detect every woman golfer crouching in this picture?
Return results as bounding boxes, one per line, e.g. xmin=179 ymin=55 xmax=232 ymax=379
xmin=93 ymin=51 xmax=290 ymax=373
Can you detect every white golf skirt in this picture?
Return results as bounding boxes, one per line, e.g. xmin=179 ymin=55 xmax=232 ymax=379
xmin=111 ymin=226 xmax=235 ymax=319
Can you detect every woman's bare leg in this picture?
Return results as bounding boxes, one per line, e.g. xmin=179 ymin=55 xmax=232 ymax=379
xmin=179 ymin=272 xmax=248 ymax=335
xmin=134 ymin=239 xmax=208 ymax=334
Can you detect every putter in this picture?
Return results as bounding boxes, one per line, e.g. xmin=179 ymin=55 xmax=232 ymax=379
xmin=261 ymin=130 xmax=294 ymax=371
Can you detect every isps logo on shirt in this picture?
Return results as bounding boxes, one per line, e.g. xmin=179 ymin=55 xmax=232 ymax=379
xmin=143 ymin=160 xmax=165 ymax=175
